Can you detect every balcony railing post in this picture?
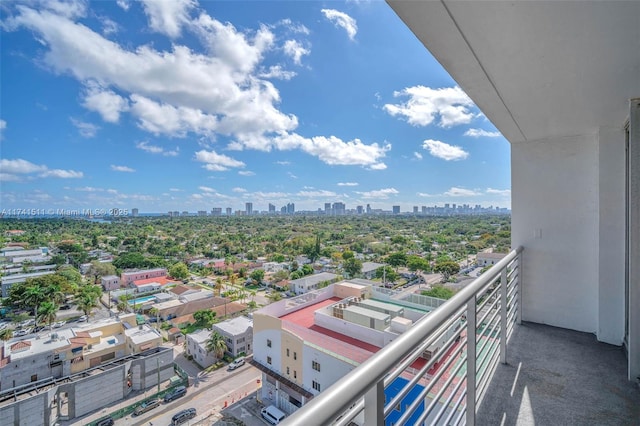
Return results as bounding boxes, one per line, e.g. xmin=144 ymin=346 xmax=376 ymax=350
xmin=466 ymin=296 xmax=477 ymax=426
xmin=516 ymin=254 xmax=523 ymax=325
xmin=364 ymin=379 xmax=384 ymax=426
xmin=500 ymin=267 xmax=508 ymax=364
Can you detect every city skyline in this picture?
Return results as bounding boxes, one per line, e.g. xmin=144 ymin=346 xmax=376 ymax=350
xmin=0 ymin=1 xmax=511 ymax=212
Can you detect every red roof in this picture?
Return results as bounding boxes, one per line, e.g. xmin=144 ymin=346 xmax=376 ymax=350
xmin=10 ymin=341 xmax=32 ymax=351
xmin=132 ymin=277 xmax=177 ymax=286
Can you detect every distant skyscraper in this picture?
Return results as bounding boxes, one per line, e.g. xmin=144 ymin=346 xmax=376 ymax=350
xmin=392 ymin=205 xmax=401 ymax=214
xmin=226 ymin=207 xmax=232 ymax=216
xmin=268 ymin=203 xmax=276 ymax=213
xmin=212 ymin=207 xmax=222 ymax=216
xmin=287 ymin=203 xmax=295 ymax=214
xmin=332 ymin=202 xmax=346 ymax=215
xmin=413 ymin=206 xmax=418 ymax=214
xmin=422 ymin=206 xmax=427 ymax=214
xmin=131 ymin=208 xmax=139 ymax=217
xmin=357 ymin=205 xmax=364 ymax=214
xmin=324 ymin=203 xmax=331 ymax=215
xmin=366 ymin=204 xmax=372 ymax=214
xmin=197 ymin=210 xmax=207 ymax=216
xmin=245 ymin=202 xmax=253 ymax=215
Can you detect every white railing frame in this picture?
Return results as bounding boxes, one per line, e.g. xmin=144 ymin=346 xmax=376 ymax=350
xmin=281 ymin=247 xmax=523 ymax=426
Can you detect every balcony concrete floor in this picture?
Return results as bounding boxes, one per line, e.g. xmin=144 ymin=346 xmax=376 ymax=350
xmin=476 ymin=322 xmax=640 ymax=426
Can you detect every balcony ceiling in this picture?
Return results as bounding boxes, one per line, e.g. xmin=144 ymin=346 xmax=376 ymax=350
xmin=387 ymin=1 xmax=640 ymax=143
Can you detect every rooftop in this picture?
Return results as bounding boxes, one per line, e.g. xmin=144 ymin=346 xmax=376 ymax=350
xmin=213 ymin=316 xmax=253 ymax=336
xmin=289 ymin=272 xmax=338 ymax=287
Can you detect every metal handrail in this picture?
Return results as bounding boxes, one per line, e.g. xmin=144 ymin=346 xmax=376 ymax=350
xmin=282 ymin=247 xmax=523 ymax=425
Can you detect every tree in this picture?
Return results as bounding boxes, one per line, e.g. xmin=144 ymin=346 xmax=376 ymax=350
xmin=148 ymin=307 xmax=160 ymax=326
xmin=0 ymin=328 xmax=13 ymax=341
xmin=38 ymin=301 xmax=58 ymax=329
xmin=434 ymin=260 xmax=460 ymax=282
xmin=267 ymin=291 xmax=282 ymax=302
xmin=301 ymin=264 xmax=314 ymax=276
xmin=76 ymin=295 xmax=98 ymax=318
xmin=375 ymin=266 xmax=399 ymax=283
xmin=206 ymin=331 xmax=228 ymax=360
xmin=387 ymin=252 xmax=408 ymax=269
xmin=193 ymin=309 xmax=216 ymax=327
xmin=407 ymin=256 xmax=431 ymax=274
xmin=214 ymin=277 xmax=224 ymax=296
xmin=421 ymin=286 xmax=455 ymax=300
xmin=343 ymin=257 xmax=363 ymax=278
xmin=272 ymin=269 xmax=289 ymax=283
xmin=56 ymin=266 xmax=82 ymax=293
xmin=169 ymin=262 xmax=189 ymax=280
xmin=86 ymin=261 xmax=117 ymax=284
xmin=342 ymin=250 xmax=355 ymax=260
xmin=23 ymin=285 xmax=47 ymax=324
xmin=250 ymin=269 xmax=265 ymax=284
xmin=117 ymin=295 xmax=129 ymax=313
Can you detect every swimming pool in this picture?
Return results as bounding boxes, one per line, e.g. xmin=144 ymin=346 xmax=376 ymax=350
xmin=128 ymin=295 xmax=156 ymax=305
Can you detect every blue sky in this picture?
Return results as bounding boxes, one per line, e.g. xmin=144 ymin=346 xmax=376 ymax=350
xmin=0 ymin=0 xmax=510 ymax=213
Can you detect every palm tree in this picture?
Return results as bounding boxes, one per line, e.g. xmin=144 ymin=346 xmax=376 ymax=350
xmin=38 ymin=301 xmax=58 ymax=329
xmin=214 ymin=277 xmax=223 ymax=297
xmin=0 ymin=328 xmax=13 ymax=341
xmin=76 ymin=295 xmax=97 ymax=319
xmin=23 ymin=285 xmax=46 ymax=325
xmin=149 ymin=307 xmax=160 ymax=328
xmin=206 ymin=331 xmax=227 ymax=360
xmin=116 ymin=295 xmax=129 ymax=313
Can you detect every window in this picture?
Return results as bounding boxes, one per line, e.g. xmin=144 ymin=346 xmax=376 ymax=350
xmin=267 ymin=356 xmax=272 ymax=365
xmin=286 ymin=367 xmax=290 ymax=375
xmin=286 ymin=348 xmax=290 ymax=357
xmin=294 ymin=370 xmax=297 ymax=379
xmin=293 ymin=352 xmax=297 ymax=360
xmin=312 ymin=380 xmax=321 ymax=391
xmin=267 ymin=339 xmax=272 ymax=348
xmin=31 ymin=375 xmax=37 ymax=382
xmin=312 ymin=361 xmax=321 ymax=372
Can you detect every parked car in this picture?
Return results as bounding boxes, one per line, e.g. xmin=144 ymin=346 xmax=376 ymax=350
xmin=77 ymin=315 xmax=88 ymax=322
xmin=14 ymin=329 xmax=28 ymax=337
xmin=60 ymin=304 xmax=71 ymax=310
xmin=171 ymin=407 xmax=196 ymax=425
xmin=53 ymin=321 xmax=65 ymax=328
xmin=94 ymin=415 xmax=114 ymax=426
xmin=164 ymin=385 xmax=187 ymax=402
xmin=227 ymin=357 xmax=245 ymax=371
xmin=133 ymin=399 xmax=161 ymax=416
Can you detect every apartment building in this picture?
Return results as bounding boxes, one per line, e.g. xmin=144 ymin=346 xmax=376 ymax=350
xmin=252 ymin=282 xmax=455 ymax=415
xmin=120 ymin=268 xmax=167 ymax=286
xmin=212 ymin=316 xmax=253 ymax=358
xmin=289 ymin=272 xmax=338 ymax=295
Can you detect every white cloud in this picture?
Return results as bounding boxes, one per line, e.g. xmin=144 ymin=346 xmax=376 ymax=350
xmin=283 ymin=40 xmax=310 ymax=65
xmin=486 ymin=188 xmax=511 ymax=196
xmin=413 ymin=151 xmax=423 ymax=160
xmin=140 ymin=0 xmax=195 ymax=38
xmin=232 ymin=187 xmax=247 ymax=193
xmin=337 ymin=182 xmax=358 ymax=187
xmin=422 ymin=139 xmax=469 ymax=161
xmin=70 ymin=117 xmax=99 ymax=137
xmin=169 ymin=188 xmax=182 ymax=192
xmin=41 ymin=169 xmax=84 ymax=178
xmin=136 ymin=141 xmax=179 ymax=156
xmin=444 ymin=187 xmax=481 ymax=197
xmin=271 ymin=133 xmax=390 ymax=169
xmin=198 ymin=186 xmax=215 ymax=192
xmin=0 ymin=120 xmax=6 ymax=130
xmin=0 ymin=159 xmax=83 ymax=181
xmin=110 ymin=165 xmax=135 ymax=172
xmin=258 ymin=65 xmax=296 ymax=81
xmin=130 ymin=94 xmax=218 ymax=137
xmin=238 ymin=171 xmax=255 ymax=176
xmin=417 ymin=192 xmax=434 ymax=197
xmin=464 ymin=128 xmax=502 ymax=138
xmin=101 ymin=17 xmax=118 ymax=35
xmin=298 ymin=190 xmax=337 ymax=197
xmin=356 ymin=188 xmax=399 ymax=199
xmin=321 ymin=9 xmax=357 ymax=41
xmin=288 ymin=172 xmax=298 ymax=179
xmin=194 ymin=149 xmax=245 ymax=172
xmin=0 ymin=159 xmax=47 ymax=174
xmin=251 ymin=191 xmax=287 ymax=198
xmin=116 ymin=0 xmax=130 ymax=11
xmin=278 ymin=19 xmax=310 ymax=35
xmin=4 ymin=4 xmax=390 ymax=172
xmin=82 ymin=82 xmax=129 ymax=123
xmin=384 ymin=86 xmax=475 ymax=128
xmin=275 ymin=161 xmax=290 ymax=166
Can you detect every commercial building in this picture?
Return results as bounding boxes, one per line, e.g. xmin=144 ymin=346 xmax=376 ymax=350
xmin=252 ymin=282 xmax=456 ymax=415
xmin=212 ymin=316 xmax=253 ymax=358
xmin=288 ymin=272 xmax=338 ymax=295
xmin=120 ymin=268 xmax=167 ymax=286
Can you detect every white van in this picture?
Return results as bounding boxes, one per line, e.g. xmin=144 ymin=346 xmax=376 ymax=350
xmin=261 ymin=405 xmax=286 ymax=425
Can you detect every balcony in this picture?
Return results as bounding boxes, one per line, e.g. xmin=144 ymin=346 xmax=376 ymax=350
xmin=282 ymin=248 xmax=640 ymax=425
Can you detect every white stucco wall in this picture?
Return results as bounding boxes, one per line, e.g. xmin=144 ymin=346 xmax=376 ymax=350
xmin=253 ymin=329 xmax=282 ymax=374
xmin=302 ymin=346 xmax=354 ymax=397
xmin=512 ymin=134 xmax=599 ymax=334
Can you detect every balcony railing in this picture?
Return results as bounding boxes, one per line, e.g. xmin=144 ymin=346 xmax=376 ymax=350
xmin=282 ymin=247 xmax=523 ymax=426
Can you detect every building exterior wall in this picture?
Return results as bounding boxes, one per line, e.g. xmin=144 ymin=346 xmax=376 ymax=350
xmin=301 ymin=346 xmax=354 ymax=397
xmin=121 ymin=269 xmax=167 ymax=286
xmin=512 ymin=134 xmax=599 ymax=335
xmin=101 ymin=275 xmax=120 ymax=291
